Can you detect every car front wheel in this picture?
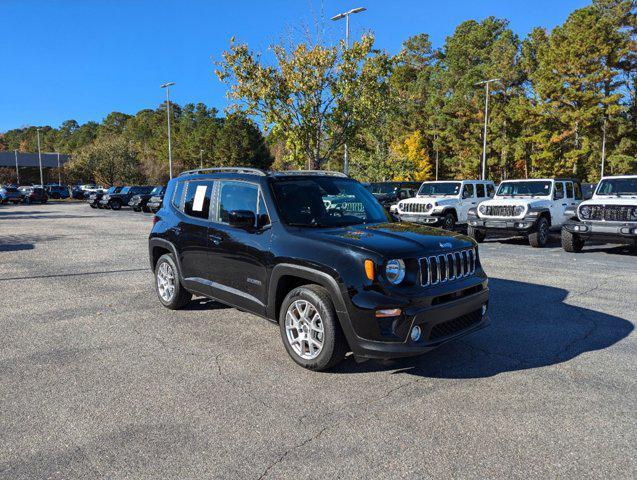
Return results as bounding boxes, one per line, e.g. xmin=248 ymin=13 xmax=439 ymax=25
xmin=279 ymin=285 xmax=348 ymax=371
xmin=110 ymin=200 xmax=121 ymax=210
xmin=441 ymin=212 xmax=456 ymax=231
xmin=155 ymin=254 xmax=192 ymax=309
xmin=529 ymin=217 xmax=550 ymax=248
xmin=467 ymin=225 xmax=486 ymax=243
xmin=561 ymin=228 xmax=585 ymax=252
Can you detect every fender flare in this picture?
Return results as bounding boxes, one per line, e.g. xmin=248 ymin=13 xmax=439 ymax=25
xmin=267 ymin=263 xmax=358 ymax=347
xmin=148 ymin=237 xmax=183 ymax=280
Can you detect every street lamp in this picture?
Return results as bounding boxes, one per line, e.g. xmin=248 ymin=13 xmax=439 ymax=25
xmin=36 ymin=128 xmax=44 ymax=186
xmin=160 ymin=82 xmax=176 ymax=179
xmin=200 ymin=149 xmax=204 ymax=169
xmin=475 ymin=78 xmax=500 ymax=180
xmin=14 ymin=149 xmax=20 ymax=185
xmin=332 ymin=6 xmax=366 ymax=176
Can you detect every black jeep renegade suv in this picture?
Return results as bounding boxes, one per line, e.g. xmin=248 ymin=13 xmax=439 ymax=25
xmin=149 ymin=168 xmax=490 ymax=371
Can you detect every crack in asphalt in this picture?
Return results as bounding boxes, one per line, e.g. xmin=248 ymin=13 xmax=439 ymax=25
xmin=257 ymin=426 xmax=328 ymax=480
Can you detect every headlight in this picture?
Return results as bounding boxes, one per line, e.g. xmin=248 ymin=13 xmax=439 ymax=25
xmin=426 ymin=203 xmax=433 ymax=210
xmin=579 ymin=205 xmax=591 ymax=219
xmin=632 ymin=207 xmax=637 ymax=219
xmin=479 ymin=204 xmax=487 ymax=214
xmin=513 ymin=205 xmax=525 ymax=216
xmin=385 ymin=259 xmax=406 ymax=285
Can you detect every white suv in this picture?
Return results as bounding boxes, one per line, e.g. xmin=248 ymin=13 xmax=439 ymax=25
xmin=467 ymin=178 xmax=582 ymax=247
xmin=395 ymin=180 xmax=495 ymax=230
xmin=561 ymin=175 xmax=637 ymax=252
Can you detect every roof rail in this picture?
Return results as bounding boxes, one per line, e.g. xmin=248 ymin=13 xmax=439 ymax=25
xmin=272 ymin=170 xmax=348 ymax=178
xmin=179 ymin=167 xmax=266 ymax=177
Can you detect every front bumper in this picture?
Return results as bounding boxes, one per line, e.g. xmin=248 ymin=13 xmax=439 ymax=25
xmin=398 ymin=213 xmax=441 ymax=225
xmin=468 ymin=214 xmax=539 ymax=233
xmin=563 ymin=220 xmax=637 ymax=243
xmin=341 ymin=275 xmax=490 ymax=360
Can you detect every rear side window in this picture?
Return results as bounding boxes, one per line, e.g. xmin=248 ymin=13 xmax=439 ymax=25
xmin=172 ymin=181 xmax=186 ymax=209
xmin=183 ymin=181 xmax=213 ymax=219
xmin=217 ymin=181 xmax=259 ymax=224
xmin=574 ymin=183 xmax=582 ymax=200
xmin=476 ymin=184 xmax=486 ymax=198
xmin=565 ymin=182 xmax=573 ymax=199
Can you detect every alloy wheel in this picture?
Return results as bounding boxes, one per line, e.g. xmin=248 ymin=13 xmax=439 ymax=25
xmin=157 ymin=262 xmax=176 ymax=302
xmin=285 ymin=300 xmax=324 ymax=360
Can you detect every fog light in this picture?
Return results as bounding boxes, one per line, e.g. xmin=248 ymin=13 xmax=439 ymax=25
xmin=410 ymin=325 xmax=422 ymax=342
xmin=516 ymin=222 xmax=525 ymax=228
xmin=481 ymin=304 xmax=488 ymax=317
xmin=633 ymin=228 xmax=637 ymax=235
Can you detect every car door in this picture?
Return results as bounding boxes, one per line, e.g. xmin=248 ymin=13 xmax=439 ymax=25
xmin=550 ymin=181 xmax=569 ymax=226
xmin=207 ymin=180 xmax=272 ymax=315
xmin=458 ymin=183 xmax=476 ymax=222
xmin=175 ymin=180 xmax=215 ymax=295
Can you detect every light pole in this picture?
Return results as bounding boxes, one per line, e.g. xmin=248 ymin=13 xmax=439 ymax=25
xmin=475 ymin=78 xmax=499 ymax=180
xmin=36 ymin=128 xmax=44 ymax=186
xmin=56 ymin=152 xmax=61 ymax=185
xmin=331 ymin=6 xmax=366 ymax=176
xmin=600 ymin=117 xmax=607 ymax=178
xmin=160 ymin=82 xmax=176 ymax=178
xmin=14 ymin=149 xmax=20 ymax=185
xmin=200 ymin=149 xmax=204 ymax=169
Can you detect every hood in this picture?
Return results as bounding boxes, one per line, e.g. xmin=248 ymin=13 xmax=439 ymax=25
xmin=301 ymin=222 xmax=475 ymax=258
xmin=584 ymin=196 xmax=637 ymax=205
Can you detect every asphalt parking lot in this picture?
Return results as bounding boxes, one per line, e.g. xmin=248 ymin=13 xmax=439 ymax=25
xmin=1 ymin=202 xmax=635 ymax=479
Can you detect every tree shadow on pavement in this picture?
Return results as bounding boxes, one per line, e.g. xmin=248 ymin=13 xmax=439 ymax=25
xmin=333 ymin=277 xmax=633 ymax=378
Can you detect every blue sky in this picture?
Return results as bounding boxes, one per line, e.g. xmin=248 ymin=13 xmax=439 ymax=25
xmin=0 ymin=0 xmax=591 ymax=132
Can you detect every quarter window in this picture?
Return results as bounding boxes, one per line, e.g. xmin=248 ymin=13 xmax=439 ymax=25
xmin=218 ymin=181 xmax=259 ymax=224
xmin=574 ymin=183 xmax=582 ymax=200
xmin=172 ymin=181 xmax=185 ymax=209
xmin=476 ymin=184 xmax=486 ymax=198
xmin=183 ymin=181 xmax=213 ymax=219
xmin=486 ymin=184 xmax=495 ymax=197
xmin=565 ymin=182 xmax=573 ymax=199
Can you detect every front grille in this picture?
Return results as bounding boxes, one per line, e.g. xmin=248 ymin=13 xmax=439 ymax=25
xmin=587 ymin=204 xmax=633 ymax=222
xmin=401 ymin=203 xmax=430 ymax=213
xmin=429 ymin=309 xmax=482 ymax=341
xmin=482 ymin=205 xmax=516 ymax=217
xmin=419 ymin=248 xmax=477 ymax=286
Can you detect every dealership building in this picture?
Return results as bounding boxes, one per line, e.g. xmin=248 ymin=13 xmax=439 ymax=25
xmin=0 ymin=151 xmax=69 ymax=184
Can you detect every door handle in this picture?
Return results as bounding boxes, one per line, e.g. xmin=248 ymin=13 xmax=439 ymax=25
xmin=209 ymin=234 xmax=222 ymax=245
xmin=562 ymin=203 xmax=567 ymax=206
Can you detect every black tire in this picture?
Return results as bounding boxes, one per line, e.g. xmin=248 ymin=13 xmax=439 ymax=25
xmin=561 ymin=228 xmax=584 ymax=253
xmin=142 ymin=206 xmax=150 ymax=213
xmin=89 ymin=203 xmax=97 ymax=209
xmin=110 ymin=200 xmax=121 ymax=210
xmin=133 ymin=206 xmax=141 ymax=212
xmin=529 ymin=217 xmax=550 ymax=248
xmin=279 ymin=284 xmax=348 ymax=371
xmin=441 ymin=212 xmax=456 ymax=231
xmin=467 ymin=225 xmax=486 ymax=243
xmin=154 ymin=254 xmax=192 ymax=309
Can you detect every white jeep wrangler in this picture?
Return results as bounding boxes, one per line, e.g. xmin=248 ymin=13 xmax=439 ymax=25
xmin=395 ymin=180 xmax=495 ymax=231
xmin=467 ymin=178 xmax=582 ymax=247
xmin=561 ymin=175 xmax=637 ymax=253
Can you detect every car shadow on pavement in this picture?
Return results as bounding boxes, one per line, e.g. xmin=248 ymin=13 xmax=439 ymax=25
xmin=333 ymin=277 xmax=634 ymax=378
xmin=0 ymin=243 xmax=34 ymax=252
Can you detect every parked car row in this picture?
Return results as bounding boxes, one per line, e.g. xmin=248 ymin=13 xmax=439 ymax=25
xmin=86 ymin=185 xmax=165 ymax=213
xmin=0 ymin=185 xmax=49 ymax=204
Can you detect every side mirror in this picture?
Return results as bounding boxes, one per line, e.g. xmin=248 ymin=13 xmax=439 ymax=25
xmin=228 ymin=210 xmax=256 ymax=229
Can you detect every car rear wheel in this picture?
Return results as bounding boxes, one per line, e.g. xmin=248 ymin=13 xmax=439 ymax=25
xmin=155 ymin=254 xmax=192 ymax=309
xmin=279 ymin=285 xmax=348 ymax=371
xmin=529 ymin=217 xmax=550 ymax=248
xmin=561 ymin=228 xmax=584 ymax=253
xmin=110 ymin=200 xmax=121 ymax=210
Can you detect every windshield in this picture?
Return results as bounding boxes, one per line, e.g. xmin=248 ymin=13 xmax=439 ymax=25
xmin=497 ymin=181 xmax=552 ymax=197
xmin=596 ymin=178 xmax=637 ymax=196
xmin=368 ymin=183 xmax=397 ymax=195
xmin=271 ymin=177 xmax=389 ymax=228
xmin=418 ymin=182 xmax=461 ymax=196
xmin=151 ymin=186 xmax=163 ymax=195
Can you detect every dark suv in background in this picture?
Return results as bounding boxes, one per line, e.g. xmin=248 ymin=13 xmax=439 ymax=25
xmin=88 ymin=186 xmax=121 ymax=208
xmin=129 ymin=185 xmax=165 ymax=212
xmin=100 ymin=186 xmax=154 ymax=210
xmin=149 ymin=168 xmax=489 ymax=371
xmin=366 ymin=182 xmax=421 ymax=210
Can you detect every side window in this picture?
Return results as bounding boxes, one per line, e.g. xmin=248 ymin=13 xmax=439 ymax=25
xmin=554 ymin=182 xmax=564 ymax=200
xmin=574 ymin=183 xmax=582 ymax=200
xmin=183 ymin=181 xmax=213 ymax=219
xmin=476 ymin=184 xmax=486 ymax=198
xmin=172 ymin=181 xmax=185 ymax=209
xmin=462 ymin=184 xmax=475 ymax=199
xmin=565 ymin=182 xmax=574 ymax=199
xmin=486 ymin=184 xmax=495 ymax=197
xmin=218 ymin=181 xmax=259 ymax=224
